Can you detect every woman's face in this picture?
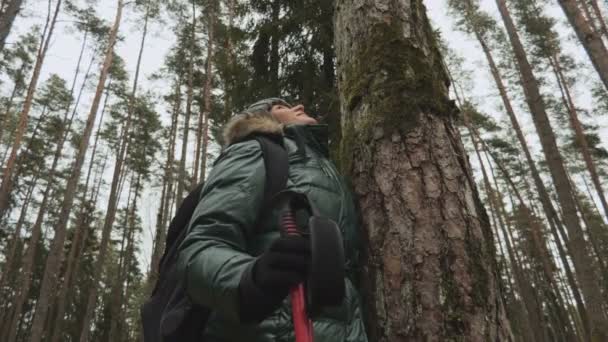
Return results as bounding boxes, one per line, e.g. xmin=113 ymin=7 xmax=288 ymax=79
xmin=270 ymin=103 xmax=318 ymax=125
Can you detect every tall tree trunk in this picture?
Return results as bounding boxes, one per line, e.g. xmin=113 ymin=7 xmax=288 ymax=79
xmin=550 ymin=55 xmax=608 ymax=221
xmin=0 ymin=0 xmax=24 ymax=53
xmin=557 ymin=0 xmax=608 ymax=91
xmin=496 ymin=0 xmax=608 ymax=339
xmin=469 ymin=20 xmax=591 ymax=338
xmin=199 ymin=9 xmax=214 ymax=183
xmin=148 ymin=78 xmax=181 ymax=289
xmin=194 ymin=8 xmax=214 ymax=184
xmin=269 ymin=0 xmax=279 ymax=95
xmin=5 ymin=36 xmax=94 ymax=342
xmin=48 ymin=83 xmax=109 ymax=342
xmin=176 ymin=0 xmax=195 ymax=205
xmin=589 ymin=0 xmax=608 ymax=39
xmin=335 ymin=1 xmax=512 ymax=340
xmin=0 ymin=0 xmax=61 ymax=220
xmin=0 ymin=173 xmax=37 ymax=311
xmin=109 ymin=173 xmax=141 ymax=341
xmin=28 ymin=2 xmax=123 ymax=341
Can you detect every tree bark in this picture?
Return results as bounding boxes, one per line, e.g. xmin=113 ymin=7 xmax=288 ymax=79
xmin=28 ymin=2 xmax=123 ymax=341
xmin=0 ymin=0 xmax=24 ymax=53
xmin=335 ymin=1 xmax=512 ymax=340
xmin=0 ymin=0 xmax=60 ymax=220
xmin=557 ymin=0 xmax=608 ymax=91
xmin=496 ymin=0 xmax=608 ymax=339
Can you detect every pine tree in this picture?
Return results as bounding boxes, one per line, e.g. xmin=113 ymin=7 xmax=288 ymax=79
xmin=28 ymin=2 xmax=124 ymax=341
xmin=0 ymin=0 xmax=61 ymax=220
xmin=496 ymin=0 xmax=608 ymax=338
xmin=335 ymin=0 xmax=511 ymax=339
xmin=557 ymin=0 xmax=608 ymax=91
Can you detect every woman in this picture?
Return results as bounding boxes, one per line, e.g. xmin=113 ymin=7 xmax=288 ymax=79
xmin=177 ymin=98 xmax=368 ymax=342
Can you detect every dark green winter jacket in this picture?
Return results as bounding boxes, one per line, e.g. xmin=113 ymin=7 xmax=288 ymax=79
xmin=177 ymin=112 xmax=368 ymax=342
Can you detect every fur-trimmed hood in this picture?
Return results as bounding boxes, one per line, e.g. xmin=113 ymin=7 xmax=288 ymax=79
xmin=222 ymin=111 xmax=284 ymax=147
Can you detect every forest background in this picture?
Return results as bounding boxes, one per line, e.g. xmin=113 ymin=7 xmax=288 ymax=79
xmin=0 ymin=0 xmax=607 ymax=341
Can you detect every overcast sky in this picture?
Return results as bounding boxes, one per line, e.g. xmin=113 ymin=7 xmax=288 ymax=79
xmin=6 ymin=0 xmax=607 ymax=271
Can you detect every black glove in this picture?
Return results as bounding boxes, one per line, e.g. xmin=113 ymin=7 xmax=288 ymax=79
xmin=238 ymin=235 xmax=311 ymax=323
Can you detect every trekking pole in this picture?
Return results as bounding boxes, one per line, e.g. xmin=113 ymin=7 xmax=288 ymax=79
xmin=280 ymin=208 xmax=314 ymax=342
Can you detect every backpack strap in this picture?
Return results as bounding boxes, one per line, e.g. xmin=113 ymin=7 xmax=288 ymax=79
xmin=252 ymin=134 xmax=289 ymax=230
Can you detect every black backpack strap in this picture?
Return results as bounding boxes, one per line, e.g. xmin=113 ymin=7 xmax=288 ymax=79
xmin=252 ymin=134 xmax=289 ymax=229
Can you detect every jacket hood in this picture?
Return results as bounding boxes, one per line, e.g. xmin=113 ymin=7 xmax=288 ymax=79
xmin=222 ymin=111 xmax=284 ymax=146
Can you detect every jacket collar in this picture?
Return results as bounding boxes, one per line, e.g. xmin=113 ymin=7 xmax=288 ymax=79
xmin=223 ymin=111 xmax=329 ymax=157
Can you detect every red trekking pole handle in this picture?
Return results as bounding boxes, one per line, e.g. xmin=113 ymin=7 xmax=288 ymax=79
xmin=281 ymin=210 xmax=314 ymax=342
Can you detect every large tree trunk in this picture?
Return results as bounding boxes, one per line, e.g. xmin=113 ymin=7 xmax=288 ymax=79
xmin=0 ymin=0 xmax=60 ymax=220
xmin=557 ymin=0 xmax=608 ymax=91
xmin=28 ymin=2 xmax=123 ymax=341
xmin=0 ymin=0 xmax=24 ymax=53
xmin=335 ymin=1 xmax=512 ymax=340
xmin=496 ymin=0 xmax=608 ymax=339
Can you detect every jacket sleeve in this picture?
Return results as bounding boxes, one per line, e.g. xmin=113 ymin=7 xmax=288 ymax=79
xmin=177 ymin=140 xmax=266 ymax=323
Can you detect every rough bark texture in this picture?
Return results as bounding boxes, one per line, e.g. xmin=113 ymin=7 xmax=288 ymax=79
xmin=28 ymin=2 xmax=123 ymax=341
xmin=0 ymin=0 xmax=60 ymax=220
xmin=557 ymin=0 xmax=608 ymax=91
xmin=335 ymin=1 xmax=511 ymax=340
xmin=496 ymin=0 xmax=608 ymax=339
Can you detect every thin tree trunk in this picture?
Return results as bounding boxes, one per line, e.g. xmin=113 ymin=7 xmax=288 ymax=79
xmin=0 ymin=0 xmax=61 ymax=220
xmin=194 ymin=9 xmax=215 ymax=184
xmin=148 ymin=78 xmax=180 ymax=289
xmin=5 ymin=36 xmax=95 ymax=342
xmin=557 ymin=0 xmax=608 ymax=91
xmin=28 ymin=2 xmax=123 ymax=341
xmin=581 ymin=0 xmax=601 ymax=34
xmin=335 ymin=1 xmax=512 ymax=340
xmin=0 ymin=174 xmax=37 ymax=311
xmin=199 ymin=9 xmax=214 ymax=183
xmin=496 ymin=1 xmax=608 ymax=338
xmin=48 ymin=82 xmax=109 ymax=342
xmin=589 ymin=0 xmax=608 ymax=39
xmin=550 ymin=55 xmax=608 ymax=222
xmin=0 ymin=0 xmax=24 ymax=53
xmin=470 ymin=21 xmax=591 ymax=338
xmin=176 ymin=0 xmax=196 ymax=205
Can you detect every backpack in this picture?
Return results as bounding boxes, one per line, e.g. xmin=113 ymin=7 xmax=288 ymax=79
xmin=141 ymin=134 xmax=289 ymax=342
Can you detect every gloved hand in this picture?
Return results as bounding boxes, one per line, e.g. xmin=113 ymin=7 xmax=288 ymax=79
xmin=239 ymin=235 xmax=311 ymax=323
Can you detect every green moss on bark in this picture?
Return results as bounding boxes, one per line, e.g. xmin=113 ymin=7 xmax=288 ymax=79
xmin=341 ymin=21 xmax=451 ymax=139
